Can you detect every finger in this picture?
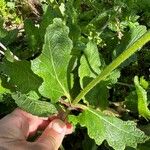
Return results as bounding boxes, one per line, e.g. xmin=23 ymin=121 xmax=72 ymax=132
xmin=12 ymin=108 xmax=50 ymax=137
xmin=10 ymin=108 xmax=73 ymax=138
xmin=0 ymin=111 xmax=28 ymax=140
xmin=36 ymin=119 xmax=67 ymax=150
xmin=48 ymin=116 xmax=73 ymax=135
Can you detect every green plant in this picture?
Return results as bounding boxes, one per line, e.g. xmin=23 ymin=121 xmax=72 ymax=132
xmin=0 ymin=1 xmax=150 ymax=150
xmin=0 ymin=0 xmax=22 ymax=24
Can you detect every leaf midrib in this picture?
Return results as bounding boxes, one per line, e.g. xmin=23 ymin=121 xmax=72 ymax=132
xmin=87 ymin=108 xmax=142 ymax=138
xmin=47 ymin=33 xmax=70 ymax=99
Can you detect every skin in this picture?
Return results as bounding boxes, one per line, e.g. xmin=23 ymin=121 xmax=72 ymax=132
xmin=0 ymin=108 xmax=73 ymax=150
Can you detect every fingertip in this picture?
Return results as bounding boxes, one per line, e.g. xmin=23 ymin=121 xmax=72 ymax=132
xmin=37 ymin=119 xmax=67 ymax=149
xmin=50 ymin=119 xmax=67 ymax=134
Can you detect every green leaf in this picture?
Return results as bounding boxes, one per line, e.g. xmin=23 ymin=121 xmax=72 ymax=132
xmin=79 ymin=41 xmax=108 ymax=108
xmin=79 ymin=41 xmax=101 ymax=88
xmin=73 ymin=30 xmax=150 ymax=105
xmin=0 ymin=78 xmax=10 ymax=94
xmin=0 ymin=78 xmax=10 ymax=102
xmin=65 ymin=0 xmax=81 ymax=42
xmin=82 ymin=77 xmax=109 ymax=109
xmin=24 ymin=19 xmax=40 ymax=52
xmin=139 ymin=76 xmax=149 ymax=90
xmin=31 ymin=18 xmax=73 ymax=102
xmin=137 ymin=140 xmax=150 ymax=150
xmin=113 ymin=25 xmax=147 ymax=67
xmin=39 ymin=5 xmax=61 ymax=42
xmin=134 ymin=76 xmax=150 ymax=119
xmin=0 ymin=21 xmax=18 ymax=46
xmin=0 ymin=95 xmax=3 ymax=102
xmin=124 ymin=91 xmax=138 ymax=112
xmin=87 ymin=11 xmax=109 ymax=30
xmin=0 ymin=60 xmax=42 ymax=93
xmin=82 ymin=133 xmax=98 ymax=150
xmin=69 ymin=108 xmax=149 ymax=150
xmin=79 ymin=41 xmax=120 ymax=109
xmin=105 ymin=69 xmax=120 ymax=85
xmin=12 ymin=92 xmax=58 ymax=117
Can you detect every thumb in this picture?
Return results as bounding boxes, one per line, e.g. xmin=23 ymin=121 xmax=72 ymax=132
xmin=36 ymin=119 xmax=67 ymax=150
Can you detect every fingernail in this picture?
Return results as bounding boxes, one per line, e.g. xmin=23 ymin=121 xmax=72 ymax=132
xmin=66 ymin=122 xmax=72 ymax=129
xmin=51 ymin=119 xmax=66 ymax=134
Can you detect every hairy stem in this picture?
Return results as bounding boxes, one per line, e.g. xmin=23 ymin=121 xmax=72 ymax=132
xmin=73 ymin=30 xmax=150 ymax=105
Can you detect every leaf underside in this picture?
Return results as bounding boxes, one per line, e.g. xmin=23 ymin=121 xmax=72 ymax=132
xmin=69 ymin=108 xmax=149 ymax=150
xmin=12 ymin=92 xmax=58 ymax=117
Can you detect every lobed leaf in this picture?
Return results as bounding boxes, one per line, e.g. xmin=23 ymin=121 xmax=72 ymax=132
xmin=134 ymin=76 xmax=150 ymax=119
xmin=31 ymin=18 xmax=73 ymax=102
xmin=69 ymin=108 xmax=149 ymax=150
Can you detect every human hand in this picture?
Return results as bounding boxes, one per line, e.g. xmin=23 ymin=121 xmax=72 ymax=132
xmin=0 ymin=108 xmax=73 ymax=150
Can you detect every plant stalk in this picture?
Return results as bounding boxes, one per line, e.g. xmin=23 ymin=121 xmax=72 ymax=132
xmin=72 ymin=30 xmax=150 ymax=105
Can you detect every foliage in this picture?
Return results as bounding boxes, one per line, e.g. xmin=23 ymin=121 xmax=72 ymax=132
xmin=12 ymin=91 xmax=58 ymax=116
xmin=134 ymin=76 xmax=150 ymax=119
xmin=0 ymin=0 xmax=22 ymax=24
xmin=0 ymin=0 xmax=150 ymax=149
xmin=31 ymin=18 xmax=73 ymax=102
xmin=69 ymin=108 xmax=148 ymax=150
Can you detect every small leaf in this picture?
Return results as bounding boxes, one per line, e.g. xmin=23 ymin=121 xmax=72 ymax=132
xmin=69 ymin=108 xmax=149 ymax=150
xmin=0 ymin=78 xmax=10 ymax=94
xmin=134 ymin=76 xmax=150 ymax=119
xmin=12 ymin=92 xmax=58 ymax=117
xmin=79 ymin=41 xmax=101 ymax=87
xmin=31 ymin=18 xmax=73 ymax=102
xmin=105 ymin=69 xmax=120 ymax=85
xmin=0 ymin=60 xmax=42 ymax=93
xmin=139 ymin=76 xmax=149 ymax=90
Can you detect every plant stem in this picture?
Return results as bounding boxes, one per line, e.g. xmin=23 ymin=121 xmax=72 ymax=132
xmin=72 ymin=30 xmax=150 ymax=105
xmin=116 ymin=82 xmax=134 ymax=87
